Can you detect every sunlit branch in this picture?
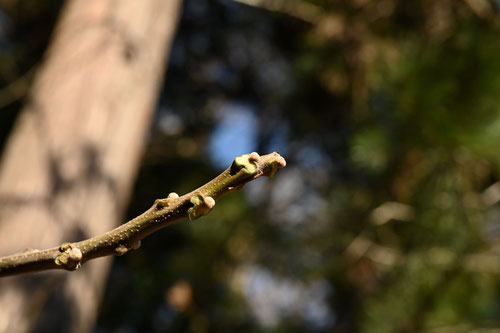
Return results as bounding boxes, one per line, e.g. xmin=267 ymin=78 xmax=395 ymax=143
xmin=0 ymin=152 xmax=286 ymax=277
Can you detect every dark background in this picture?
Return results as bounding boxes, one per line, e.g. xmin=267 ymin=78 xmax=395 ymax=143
xmin=2 ymin=0 xmax=500 ymax=332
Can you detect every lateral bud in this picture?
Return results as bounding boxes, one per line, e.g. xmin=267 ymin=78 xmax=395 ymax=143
xmin=155 ymin=192 xmax=180 ymax=209
xmin=114 ymin=244 xmax=129 ymax=256
xmin=231 ymin=153 xmax=259 ymax=175
xmin=168 ymin=192 xmax=179 ymax=199
xmin=188 ymin=194 xmax=216 ymax=220
xmin=55 ymin=243 xmax=82 ymax=271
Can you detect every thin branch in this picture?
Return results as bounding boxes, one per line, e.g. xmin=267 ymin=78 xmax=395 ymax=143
xmin=0 ymin=152 xmax=286 ymax=277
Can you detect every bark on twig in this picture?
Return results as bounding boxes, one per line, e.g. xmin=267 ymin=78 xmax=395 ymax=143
xmin=0 ymin=152 xmax=286 ymax=277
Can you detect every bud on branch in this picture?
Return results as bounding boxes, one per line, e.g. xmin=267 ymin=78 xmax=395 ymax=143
xmin=0 ymin=152 xmax=286 ymax=277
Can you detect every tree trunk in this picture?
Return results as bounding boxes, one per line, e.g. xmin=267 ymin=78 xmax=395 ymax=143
xmin=0 ymin=0 xmax=182 ymax=332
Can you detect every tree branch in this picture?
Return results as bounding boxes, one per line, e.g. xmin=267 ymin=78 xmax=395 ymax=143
xmin=0 ymin=152 xmax=286 ymax=277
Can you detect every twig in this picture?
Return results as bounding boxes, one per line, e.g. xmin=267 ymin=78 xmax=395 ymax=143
xmin=0 ymin=152 xmax=286 ymax=277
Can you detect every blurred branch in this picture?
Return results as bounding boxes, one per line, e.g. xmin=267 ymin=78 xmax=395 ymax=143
xmin=0 ymin=152 xmax=286 ymax=277
xmin=232 ymin=0 xmax=322 ymax=23
xmin=345 ymin=235 xmax=500 ymax=273
xmin=344 ymin=232 xmax=400 ymax=268
xmin=481 ymin=181 xmax=500 ymax=207
xmin=463 ymin=0 xmax=494 ymax=19
xmin=370 ymin=201 xmax=415 ymax=225
xmin=0 ymin=66 xmax=36 ymax=108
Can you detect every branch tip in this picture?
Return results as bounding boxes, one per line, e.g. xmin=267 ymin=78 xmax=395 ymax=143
xmin=263 ymin=152 xmax=286 ymax=178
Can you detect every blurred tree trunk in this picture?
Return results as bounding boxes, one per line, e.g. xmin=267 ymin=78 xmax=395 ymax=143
xmin=0 ymin=0 xmax=182 ymax=332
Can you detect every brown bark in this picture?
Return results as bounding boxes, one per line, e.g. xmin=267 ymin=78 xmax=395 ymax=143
xmin=0 ymin=0 xmax=182 ymax=332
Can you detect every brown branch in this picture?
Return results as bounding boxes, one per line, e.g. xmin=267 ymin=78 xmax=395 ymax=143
xmin=0 ymin=66 xmax=36 ymax=108
xmin=0 ymin=152 xmax=286 ymax=277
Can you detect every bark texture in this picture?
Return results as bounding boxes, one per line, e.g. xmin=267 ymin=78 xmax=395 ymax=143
xmin=0 ymin=0 xmax=182 ymax=331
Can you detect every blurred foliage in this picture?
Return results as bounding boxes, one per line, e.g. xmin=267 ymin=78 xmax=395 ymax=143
xmin=2 ymin=0 xmax=500 ymax=332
